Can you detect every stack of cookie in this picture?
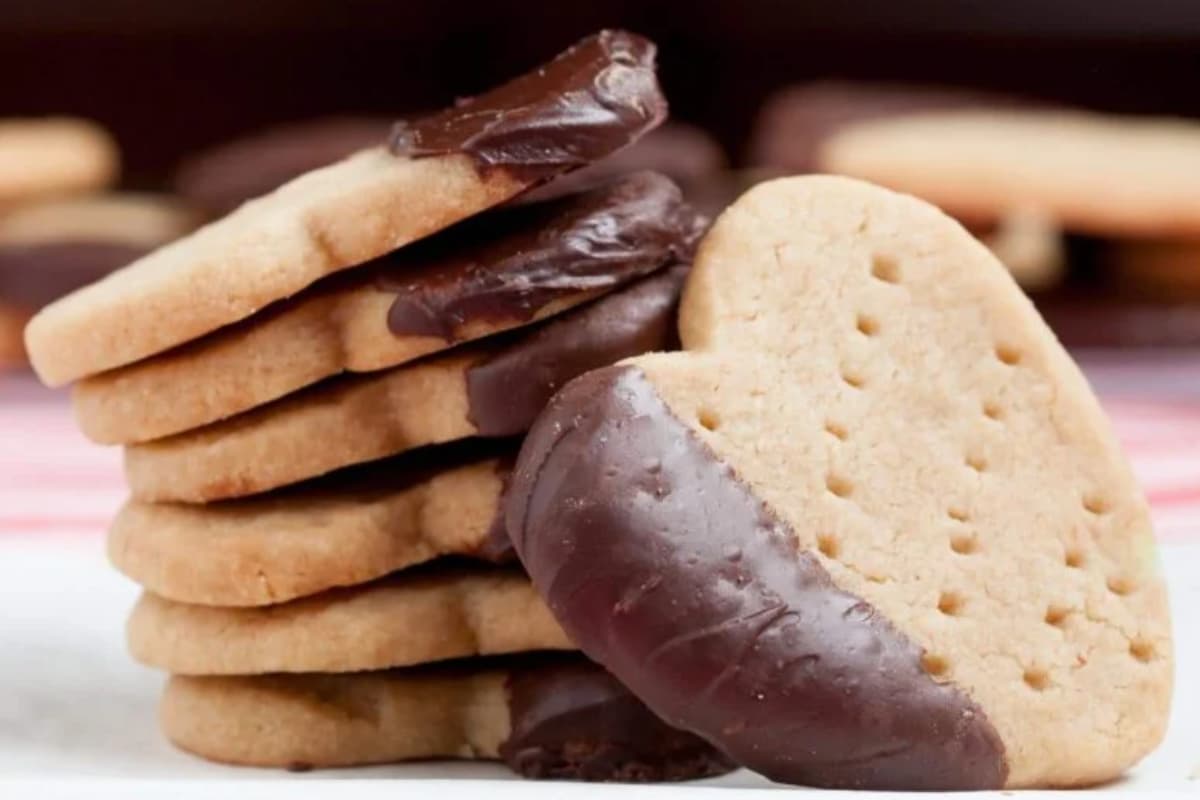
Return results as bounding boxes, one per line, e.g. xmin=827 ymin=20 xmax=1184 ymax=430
xmin=0 ymin=118 xmax=198 ymax=367
xmin=24 ymin=31 xmax=731 ymax=780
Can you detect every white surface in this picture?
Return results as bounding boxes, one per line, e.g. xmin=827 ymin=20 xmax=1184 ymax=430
xmin=0 ymin=536 xmax=1196 ymax=793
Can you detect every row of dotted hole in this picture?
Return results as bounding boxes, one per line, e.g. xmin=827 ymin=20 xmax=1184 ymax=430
xmin=713 ymin=252 xmax=1156 ymax=682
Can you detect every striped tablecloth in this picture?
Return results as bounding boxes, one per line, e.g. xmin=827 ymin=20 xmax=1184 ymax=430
xmin=2 ymin=352 xmax=1199 ymax=542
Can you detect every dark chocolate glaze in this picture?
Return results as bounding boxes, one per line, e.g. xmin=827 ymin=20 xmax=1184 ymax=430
xmin=390 ymin=30 xmax=666 ymax=181
xmin=175 ymin=117 xmax=392 ymax=215
xmin=474 ymin=456 xmax=518 ymax=564
xmin=506 ymin=366 xmax=1008 ymax=790
xmin=501 ymin=654 xmax=735 ymax=782
xmin=380 ymin=172 xmax=698 ymax=340
xmin=465 ymin=264 xmax=686 ymax=437
xmin=0 ymin=241 xmax=150 ymax=310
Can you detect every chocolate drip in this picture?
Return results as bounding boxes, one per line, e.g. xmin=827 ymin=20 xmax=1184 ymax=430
xmin=507 ymin=366 xmax=1007 ymax=790
xmin=0 ymin=241 xmax=149 ymax=309
xmin=390 ymin=30 xmax=666 ymax=181
xmin=501 ymin=655 xmax=735 ymax=782
xmin=380 ymin=172 xmax=698 ymax=340
xmin=465 ymin=264 xmax=686 ymax=437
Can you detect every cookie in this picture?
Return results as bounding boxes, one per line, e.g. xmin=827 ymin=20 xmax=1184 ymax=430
xmin=508 ymin=176 xmax=1171 ymax=789
xmin=73 ymin=173 xmax=697 ymax=444
xmin=125 ymin=265 xmax=684 ymax=503
xmin=128 ymin=567 xmax=571 ymax=675
xmin=162 ymin=655 xmax=735 ymax=779
xmin=748 ymin=81 xmax=1020 ymax=173
xmin=175 ymin=117 xmax=392 ymax=216
xmin=110 ymin=440 xmax=515 ymax=607
xmin=819 ymin=108 xmax=1200 ymax=237
xmin=975 ymin=207 xmax=1065 ymax=291
xmin=25 ymin=30 xmax=667 ymax=387
xmin=0 ymin=117 xmax=118 ymax=206
xmin=0 ymin=194 xmax=199 ymax=317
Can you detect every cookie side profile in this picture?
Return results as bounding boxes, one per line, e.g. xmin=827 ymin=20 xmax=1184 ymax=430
xmin=819 ymin=109 xmax=1200 ymax=236
xmin=124 ymin=265 xmax=685 ymax=502
xmin=162 ymin=656 xmax=735 ymax=780
xmin=0 ymin=117 xmax=118 ymax=205
xmin=25 ymin=30 xmax=667 ymax=386
xmin=110 ymin=445 xmax=515 ymax=607
xmin=73 ymin=172 xmax=697 ymax=444
xmin=128 ymin=568 xmax=572 ymax=675
xmin=509 ymin=176 xmax=1171 ymax=788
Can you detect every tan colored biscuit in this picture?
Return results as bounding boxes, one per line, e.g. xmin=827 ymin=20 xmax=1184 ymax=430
xmin=0 ymin=117 xmax=118 ymax=206
xmin=977 ymin=207 xmax=1065 ymax=291
xmin=0 ymin=193 xmax=199 ymax=247
xmin=819 ymin=109 xmax=1200 ymax=237
xmin=128 ymin=568 xmax=572 ymax=675
xmin=665 ymin=176 xmax=1170 ymax=785
xmin=161 ymin=657 xmax=734 ymax=779
xmin=110 ymin=449 xmax=511 ymax=607
xmin=24 ymin=149 xmax=526 ymax=386
xmin=124 ymin=266 xmax=684 ymax=502
xmin=72 ymin=172 xmax=694 ymax=445
xmin=163 ymin=669 xmax=511 ymax=768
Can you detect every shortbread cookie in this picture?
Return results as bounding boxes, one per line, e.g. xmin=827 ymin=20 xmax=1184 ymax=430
xmin=175 ymin=117 xmax=392 ymax=216
xmin=163 ymin=656 xmax=735 ymax=779
xmin=125 ymin=265 xmax=685 ymax=503
xmin=508 ymin=176 xmax=1171 ymax=789
xmin=111 ymin=440 xmax=515 ymax=606
xmin=0 ymin=117 xmax=118 ymax=205
xmin=25 ymin=30 xmax=666 ymax=386
xmin=0 ymin=193 xmax=198 ymax=247
xmin=74 ymin=173 xmax=697 ymax=444
xmin=129 ymin=567 xmax=571 ymax=675
xmin=820 ymin=109 xmax=1200 ymax=236
xmin=748 ymin=81 xmax=1020 ymax=173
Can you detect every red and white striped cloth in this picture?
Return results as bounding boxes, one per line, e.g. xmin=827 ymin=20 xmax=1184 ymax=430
xmin=2 ymin=353 xmax=1199 ymax=542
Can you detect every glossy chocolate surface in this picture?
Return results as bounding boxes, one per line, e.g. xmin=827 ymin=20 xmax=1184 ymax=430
xmin=390 ymin=30 xmax=666 ymax=181
xmin=507 ymin=365 xmax=1007 ymax=790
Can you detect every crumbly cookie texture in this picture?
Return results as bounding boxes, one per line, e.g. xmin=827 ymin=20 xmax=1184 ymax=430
xmin=0 ymin=117 xmax=118 ymax=205
xmin=162 ymin=669 xmax=512 ymax=768
xmin=509 ymin=176 xmax=1171 ymax=789
xmin=128 ymin=568 xmax=572 ymax=675
xmin=110 ymin=454 xmax=509 ymax=606
xmin=819 ymin=109 xmax=1200 ymax=236
xmin=24 ymin=149 xmax=525 ymax=386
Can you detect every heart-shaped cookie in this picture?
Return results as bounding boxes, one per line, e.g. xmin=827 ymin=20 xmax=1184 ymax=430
xmin=507 ymin=176 xmax=1171 ymax=789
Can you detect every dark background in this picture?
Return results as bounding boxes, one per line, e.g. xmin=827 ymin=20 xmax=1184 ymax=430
xmin=3 ymin=0 xmax=1200 ymax=185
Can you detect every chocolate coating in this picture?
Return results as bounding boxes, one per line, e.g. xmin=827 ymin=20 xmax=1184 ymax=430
xmin=501 ymin=655 xmax=735 ymax=782
xmin=465 ymin=264 xmax=686 ymax=437
xmin=0 ymin=241 xmax=149 ymax=310
xmin=390 ymin=30 xmax=666 ymax=181
xmin=380 ymin=172 xmax=698 ymax=340
xmin=507 ymin=365 xmax=1008 ymax=790
xmin=175 ymin=117 xmax=392 ymax=215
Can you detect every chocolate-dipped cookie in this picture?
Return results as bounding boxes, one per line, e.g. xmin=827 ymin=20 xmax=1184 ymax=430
xmin=162 ymin=655 xmax=735 ymax=780
xmin=507 ymin=176 xmax=1171 ymax=789
xmin=26 ymin=30 xmax=667 ymax=387
xmin=125 ymin=265 xmax=686 ymax=503
xmin=74 ymin=172 xmax=698 ymax=444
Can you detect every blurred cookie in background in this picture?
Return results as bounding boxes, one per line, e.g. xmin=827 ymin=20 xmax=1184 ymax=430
xmin=0 ymin=117 xmax=119 ymax=209
xmin=818 ymin=104 xmax=1200 ymax=345
xmin=0 ymin=194 xmax=199 ymax=367
xmin=174 ymin=117 xmax=393 ymax=216
xmin=749 ymin=82 xmax=1064 ymax=289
